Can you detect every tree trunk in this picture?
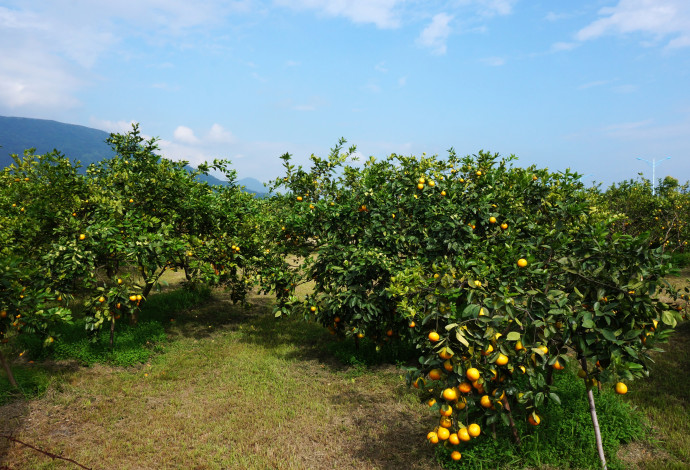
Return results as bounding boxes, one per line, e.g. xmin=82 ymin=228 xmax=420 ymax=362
xmin=502 ymin=396 xmax=522 ymax=446
xmin=110 ymin=316 xmax=116 ymax=349
xmin=581 ymin=358 xmax=607 ymax=469
xmin=0 ymin=349 xmax=18 ymax=388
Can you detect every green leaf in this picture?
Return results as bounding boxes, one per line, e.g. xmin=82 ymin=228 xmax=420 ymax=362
xmin=661 ymin=310 xmax=677 ymax=327
xmin=506 ymin=331 xmax=521 ymax=341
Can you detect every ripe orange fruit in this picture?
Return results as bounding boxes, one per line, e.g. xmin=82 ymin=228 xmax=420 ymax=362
xmin=0 ymin=310 xmax=6 ymax=318
xmin=615 ymin=382 xmax=628 ymax=395
xmin=458 ymin=382 xmax=472 ymax=394
xmin=296 ymin=196 xmax=303 ymax=202
xmin=553 ymin=360 xmax=565 ymax=370
xmin=429 ymin=369 xmax=443 ymax=381
xmin=428 ymin=331 xmax=440 ymax=342
xmin=129 ymin=295 xmax=137 ymax=302
xmin=413 ymin=377 xmax=424 ymax=389
xmin=98 ymin=296 xmax=106 ymax=303
xmin=437 ymin=427 xmax=450 ymax=440
xmin=439 ymin=348 xmax=453 ymax=360
xmin=468 ymin=423 xmax=481 ymax=437
xmin=418 ymin=177 xmax=426 ymax=184
xmin=501 ymin=223 xmax=508 ymax=230
xmin=357 ymin=332 xmax=365 ymax=339
xmin=427 ymin=398 xmax=436 ymax=407
xmin=129 ymin=198 xmax=134 ymax=203
xmin=310 ymin=306 xmax=317 ymax=312
xmin=489 ymin=216 xmax=497 ymax=224
xmin=441 ymin=190 xmax=446 ymax=196
xmin=451 ymin=450 xmax=462 ymax=461
xmin=136 ymin=294 xmax=142 ymax=301
xmin=428 ymin=181 xmax=436 ymax=187
xmin=482 ymin=344 xmax=494 ymax=356
xmin=440 ymin=416 xmax=452 ymax=428
xmin=476 ymin=171 xmax=482 ymax=176
xmin=427 ymin=431 xmax=439 ymax=444
xmin=449 ymin=433 xmax=460 ymax=445
xmin=443 ymin=360 xmax=454 ymax=372
xmin=472 ymin=381 xmax=484 ymax=394
xmin=466 ymin=368 xmax=480 ymax=381
xmin=442 ymin=388 xmax=458 ymax=401
xmin=496 ymin=353 xmax=509 ymax=366
xmin=417 ymin=183 xmax=424 ymax=190
xmin=79 ymin=234 xmax=86 ymax=240
xmin=480 ymin=395 xmax=492 ymax=408
xmin=458 ymin=427 xmax=471 ymax=442
xmin=386 ymin=329 xmax=394 ymax=337
xmin=408 ymin=321 xmax=416 ymax=328
xmin=517 ymin=258 xmax=528 ymax=268
xmin=440 ymin=404 xmax=453 ymax=417
xmin=528 ymin=413 xmax=541 ymax=426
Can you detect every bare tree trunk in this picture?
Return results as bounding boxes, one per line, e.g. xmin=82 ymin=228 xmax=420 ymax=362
xmin=0 ymin=349 xmax=18 ymax=388
xmin=581 ymin=358 xmax=607 ymax=469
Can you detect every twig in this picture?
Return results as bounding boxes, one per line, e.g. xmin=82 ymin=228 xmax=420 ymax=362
xmin=0 ymin=434 xmax=92 ymax=470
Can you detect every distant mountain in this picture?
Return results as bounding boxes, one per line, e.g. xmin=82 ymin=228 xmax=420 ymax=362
xmin=237 ymin=177 xmax=269 ymax=195
xmin=0 ymin=116 xmax=254 ymax=189
xmin=0 ymin=115 xmax=114 ymax=167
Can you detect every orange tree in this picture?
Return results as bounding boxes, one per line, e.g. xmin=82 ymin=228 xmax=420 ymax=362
xmin=598 ymin=176 xmax=690 ymax=254
xmin=265 ymin=143 xmax=684 ymax=466
xmin=1 ymin=125 xmax=267 ymax=359
xmin=0 ymin=150 xmax=77 ymax=385
xmin=73 ymin=124 xmax=268 ymax=334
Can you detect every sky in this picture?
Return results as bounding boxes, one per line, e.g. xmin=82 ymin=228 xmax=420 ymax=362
xmin=1 ymin=0 xmax=689 ymax=187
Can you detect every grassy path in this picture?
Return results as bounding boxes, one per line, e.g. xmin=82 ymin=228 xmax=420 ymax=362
xmin=1 ymin=282 xmax=689 ymax=469
xmin=1 ymin=293 xmax=439 ymax=470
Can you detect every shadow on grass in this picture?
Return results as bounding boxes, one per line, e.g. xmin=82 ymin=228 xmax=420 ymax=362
xmin=327 ymin=386 xmax=441 ymax=470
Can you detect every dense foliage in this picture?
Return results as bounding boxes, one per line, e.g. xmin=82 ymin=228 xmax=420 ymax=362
xmin=1 ymin=130 xmax=688 ymax=466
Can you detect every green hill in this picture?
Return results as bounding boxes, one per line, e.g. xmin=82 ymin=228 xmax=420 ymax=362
xmin=0 ymin=115 xmax=114 ymax=167
xmin=0 ymin=116 xmax=250 ymax=189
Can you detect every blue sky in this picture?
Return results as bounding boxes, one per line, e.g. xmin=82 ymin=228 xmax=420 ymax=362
xmin=1 ymin=0 xmax=689 ymax=187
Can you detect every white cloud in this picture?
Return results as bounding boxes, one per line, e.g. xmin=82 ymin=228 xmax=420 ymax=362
xmin=545 ymin=11 xmax=570 ymax=22
xmin=274 ymin=0 xmax=403 ymax=28
xmin=480 ymin=56 xmax=505 ymax=66
xmin=398 ymin=76 xmax=407 ymax=87
xmin=0 ymin=49 xmax=82 ymax=110
xmin=206 ymin=124 xmax=236 ymax=143
xmin=476 ymin=0 xmax=516 ymax=17
xmin=89 ymin=118 xmax=137 ymax=133
xmin=0 ymin=1 xmax=251 ymax=112
xmin=417 ymin=13 xmax=454 ymax=55
xmin=174 ymin=126 xmax=199 ymax=144
xmin=551 ymin=41 xmax=578 ymax=52
xmin=375 ymin=61 xmax=388 ymax=73
xmin=576 ymin=0 xmax=690 ymax=48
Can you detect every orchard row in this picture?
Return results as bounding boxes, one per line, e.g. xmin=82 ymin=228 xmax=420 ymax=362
xmin=1 ymin=128 xmax=688 ymax=465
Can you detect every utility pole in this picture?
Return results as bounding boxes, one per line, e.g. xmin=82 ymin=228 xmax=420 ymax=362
xmin=636 ymin=157 xmax=671 ymax=196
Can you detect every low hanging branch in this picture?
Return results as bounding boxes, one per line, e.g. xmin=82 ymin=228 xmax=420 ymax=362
xmin=0 ymin=434 xmax=92 ymax=470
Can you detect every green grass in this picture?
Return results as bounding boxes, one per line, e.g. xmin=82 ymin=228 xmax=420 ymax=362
xmin=436 ymin=371 xmax=646 ymax=470
xmin=1 ymin=287 xmax=689 ymax=469
xmin=0 ymin=285 xmax=212 ymax=405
